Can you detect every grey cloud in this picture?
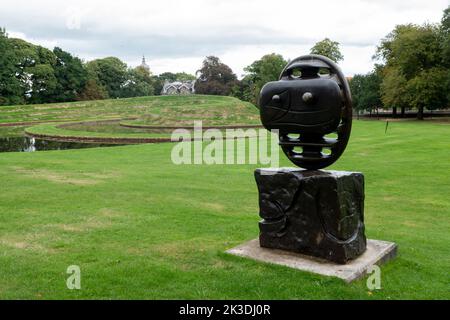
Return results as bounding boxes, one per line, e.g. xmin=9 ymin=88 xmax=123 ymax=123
xmin=1 ymin=0 xmax=447 ymax=75
xmin=7 ymin=23 xmax=317 ymax=59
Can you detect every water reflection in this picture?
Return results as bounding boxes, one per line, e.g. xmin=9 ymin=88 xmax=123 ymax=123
xmin=0 ymin=137 xmax=121 ymax=153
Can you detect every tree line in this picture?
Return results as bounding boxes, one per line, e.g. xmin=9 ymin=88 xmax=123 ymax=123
xmin=198 ymin=8 xmax=450 ymax=120
xmin=350 ymin=7 xmax=450 ymax=119
xmin=195 ymin=38 xmax=343 ymax=103
xmin=0 ymin=29 xmax=198 ymax=105
xmin=1 ymin=5 xmax=449 ymax=120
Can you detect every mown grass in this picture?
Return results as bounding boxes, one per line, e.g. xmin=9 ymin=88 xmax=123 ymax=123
xmin=1 ymin=95 xmax=260 ymax=141
xmin=0 ymin=95 xmax=259 ymax=125
xmin=0 ymin=120 xmax=448 ymax=299
xmin=24 ymin=122 xmax=259 ymax=141
xmin=0 ymin=126 xmax=27 ymax=137
xmin=24 ymin=122 xmax=171 ymax=140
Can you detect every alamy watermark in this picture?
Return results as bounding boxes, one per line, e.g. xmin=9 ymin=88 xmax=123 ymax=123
xmin=66 ymin=265 xmax=81 ymax=290
xmin=366 ymin=265 xmax=382 ymax=290
xmin=170 ymin=121 xmax=280 ymax=168
xmin=65 ymin=7 xmax=83 ymax=30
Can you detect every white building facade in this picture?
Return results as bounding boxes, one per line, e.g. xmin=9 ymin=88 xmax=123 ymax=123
xmin=161 ymin=80 xmax=196 ymax=95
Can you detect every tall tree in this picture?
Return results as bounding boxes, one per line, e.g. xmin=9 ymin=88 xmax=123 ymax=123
xmin=380 ymin=66 xmax=409 ymax=117
xmin=239 ymin=53 xmax=287 ymax=104
xmin=8 ymin=38 xmax=40 ymax=102
xmin=77 ymin=79 xmax=108 ymax=101
xmin=350 ymin=70 xmax=382 ymax=115
xmin=121 ymin=66 xmax=155 ymax=98
xmin=86 ymin=57 xmax=128 ymax=98
xmin=0 ymin=28 xmax=22 ymax=105
xmin=406 ymin=67 xmax=448 ymax=119
xmin=175 ymin=72 xmax=196 ymax=82
xmin=376 ymin=22 xmax=448 ymax=119
xmin=51 ymin=47 xmax=88 ymax=102
xmin=29 ymin=46 xmax=58 ymax=103
xmin=157 ymin=72 xmax=178 ymax=82
xmin=441 ymin=6 xmax=450 ymax=101
xmin=195 ymin=56 xmax=237 ymax=96
xmin=310 ymin=38 xmax=344 ymax=63
xmin=8 ymin=38 xmax=58 ymax=104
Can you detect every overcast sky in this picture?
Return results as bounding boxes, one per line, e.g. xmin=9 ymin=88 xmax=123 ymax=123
xmin=1 ymin=0 xmax=448 ymax=77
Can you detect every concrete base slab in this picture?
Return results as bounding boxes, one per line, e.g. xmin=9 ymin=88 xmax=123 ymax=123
xmin=226 ymin=239 xmax=397 ymax=283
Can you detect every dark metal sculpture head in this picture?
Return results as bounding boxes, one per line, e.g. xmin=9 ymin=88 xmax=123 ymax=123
xmin=258 ymin=54 xmax=353 ymax=170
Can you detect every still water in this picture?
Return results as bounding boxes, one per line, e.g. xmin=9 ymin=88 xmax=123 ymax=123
xmin=0 ymin=137 xmax=120 ymax=153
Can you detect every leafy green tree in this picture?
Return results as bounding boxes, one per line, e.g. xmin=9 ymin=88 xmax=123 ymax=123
xmin=51 ymin=47 xmax=87 ymax=102
xmin=406 ymin=68 xmax=448 ymax=119
xmin=0 ymin=28 xmax=23 ymax=105
xmin=77 ymin=79 xmax=108 ymax=101
xmin=195 ymin=56 xmax=237 ymax=96
xmin=376 ymin=22 xmax=448 ymax=119
xmin=350 ymin=70 xmax=382 ymax=115
xmin=27 ymin=63 xmax=58 ymax=103
xmin=8 ymin=38 xmax=58 ymax=104
xmin=8 ymin=38 xmax=40 ymax=102
xmin=29 ymin=47 xmax=58 ymax=104
xmin=441 ymin=6 xmax=450 ymax=102
xmin=440 ymin=6 xmax=450 ymax=65
xmin=121 ymin=66 xmax=155 ymax=98
xmin=86 ymin=57 xmax=128 ymax=98
xmin=175 ymin=72 xmax=196 ymax=82
xmin=377 ymin=24 xmax=442 ymax=80
xmin=158 ymin=72 xmax=178 ymax=82
xmin=310 ymin=38 xmax=344 ymax=63
xmin=238 ymin=53 xmax=287 ymax=104
xmin=380 ymin=66 xmax=409 ymax=117
xmin=1 ymin=27 xmax=164 ymax=105
xmin=231 ymin=77 xmax=254 ymax=104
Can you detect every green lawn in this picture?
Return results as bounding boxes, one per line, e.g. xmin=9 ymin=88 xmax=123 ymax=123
xmin=0 ymin=120 xmax=448 ymax=299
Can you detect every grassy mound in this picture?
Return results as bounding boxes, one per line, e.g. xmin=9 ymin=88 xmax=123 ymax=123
xmin=5 ymin=95 xmax=260 ymax=142
xmin=0 ymin=95 xmax=259 ymax=125
xmin=0 ymin=120 xmax=449 ymax=299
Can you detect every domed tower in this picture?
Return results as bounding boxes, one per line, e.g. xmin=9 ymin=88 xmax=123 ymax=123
xmin=140 ymin=55 xmax=150 ymax=73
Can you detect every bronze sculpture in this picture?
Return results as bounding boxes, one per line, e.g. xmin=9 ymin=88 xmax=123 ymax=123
xmin=257 ymin=54 xmax=352 ymax=170
xmin=255 ymin=55 xmax=366 ymax=263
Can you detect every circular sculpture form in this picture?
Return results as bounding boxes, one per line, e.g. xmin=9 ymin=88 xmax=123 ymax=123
xmin=258 ymin=54 xmax=353 ymax=170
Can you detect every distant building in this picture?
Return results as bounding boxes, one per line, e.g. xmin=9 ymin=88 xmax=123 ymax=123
xmin=161 ymin=80 xmax=196 ymax=95
xmin=139 ymin=55 xmax=150 ymax=73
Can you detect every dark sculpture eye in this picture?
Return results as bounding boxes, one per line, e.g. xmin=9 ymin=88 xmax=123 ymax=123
xmin=258 ymin=54 xmax=353 ymax=170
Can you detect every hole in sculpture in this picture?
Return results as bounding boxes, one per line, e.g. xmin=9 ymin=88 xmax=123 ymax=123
xmin=293 ymin=147 xmax=303 ymax=154
xmin=325 ymin=132 xmax=338 ymax=140
xmin=290 ymin=68 xmax=302 ymax=79
xmin=287 ymin=133 xmax=300 ymax=140
xmin=319 ymin=67 xmax=331 ymax=75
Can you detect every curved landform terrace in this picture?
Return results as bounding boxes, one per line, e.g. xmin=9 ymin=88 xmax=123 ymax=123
xmin=119 ymin=119 xmax=262 ymax=130
xmin=25 ymin=120 xmax=172 ymax=144
xmin=0 ymin=120 xmax=70 ymax=127
xmin=0 ymin=95 xmax=259 ymax=124
xmin=25 ymin=119 xmax=262 ymax=144
xmin=2 ymin=95 xmax=262 ymax=143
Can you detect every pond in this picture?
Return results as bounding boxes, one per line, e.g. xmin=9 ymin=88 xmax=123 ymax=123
xmin=0 ymin=137 xmax=121 ymax=153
